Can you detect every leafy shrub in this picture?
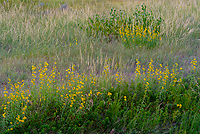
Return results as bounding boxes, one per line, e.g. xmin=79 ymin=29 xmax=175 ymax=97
xmin=86 ymin=4 xmax=164 ymax=48
xmin=133 ymin=4 xmax=163 ymax=34
xmin=86 ymin=8 xmax=132 ymax=41
xmin=119 ymin=4 xmax=164 ymax=49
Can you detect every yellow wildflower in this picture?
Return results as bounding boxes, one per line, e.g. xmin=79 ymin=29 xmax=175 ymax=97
xmin=108 ymin=92 xmax=112 ymax=96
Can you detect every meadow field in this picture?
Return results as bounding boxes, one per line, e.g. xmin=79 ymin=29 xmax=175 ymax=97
xmin=0 ymin=0 xmax=200 ymax=133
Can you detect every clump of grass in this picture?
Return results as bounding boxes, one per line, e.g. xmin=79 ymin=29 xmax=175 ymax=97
xmin=1 ymin=59 xmax=199 ymax=133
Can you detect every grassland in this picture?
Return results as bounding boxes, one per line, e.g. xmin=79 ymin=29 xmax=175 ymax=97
xmin=0 ymin=0 xmax=200 ymax=133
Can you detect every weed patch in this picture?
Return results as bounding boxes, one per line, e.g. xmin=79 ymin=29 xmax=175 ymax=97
xmin=1 ymin=59 xmax=199 ymax=133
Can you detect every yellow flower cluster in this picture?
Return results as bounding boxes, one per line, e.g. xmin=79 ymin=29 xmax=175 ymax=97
xmin=108 ymin=92 xmax=112 ymax=96
xmin=65 ymin=66 xmax=87 ymax=109
xmin=177 ymin=104 xmax=182 ymax=108
xmin=191 ymin=58 xmax=197 ymax=71
xmin=102 ymin=65 xmax=110 ymax=77
xmin=2 ymin=78 xmax=29 ymax=130
xmin=119 ymin=25 xmax=161 ymax=47
xmin=16 ymin=115 xmax=27 ymax=123
xmin=134 ymin=59 xmax=184 ymax=91
xmin=2 ymin=58 xmax=197 ymax=131
xmin=30 ymin=62 xmax=104 ymax=111
xmin=115 ymin=72 xmax=122 ymax=84
xmin=90 ymin=76 xmax=96 ymax=86
xmin=135 ymin=59 xmax=141 ymax=77
xmin=124 ymin=96 xmax=127 ymax=101
xmin=8 ymin=128 xmax=13 ymax=131
xmin=97 ymin=92 xmax=101 ymax=96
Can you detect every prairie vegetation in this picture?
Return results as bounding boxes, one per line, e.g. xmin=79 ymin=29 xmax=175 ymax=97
xmin=0 ymin=0 xmax=200 ymax=133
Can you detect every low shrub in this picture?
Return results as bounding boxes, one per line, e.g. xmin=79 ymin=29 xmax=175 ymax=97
xmin=86 ymin=8 xmax=132 ymax=41
xmin=85 ymin=4 xmax=164 ymax=48
xmin=119 ymin=4 xmax=164 ymax=49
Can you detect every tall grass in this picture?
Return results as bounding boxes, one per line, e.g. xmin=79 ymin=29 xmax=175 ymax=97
xmin=0 ymin=0 xmax=200 ymax=133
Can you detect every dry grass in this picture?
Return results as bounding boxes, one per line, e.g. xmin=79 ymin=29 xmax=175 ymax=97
xmin=0 ymin=0 xmax=199 ymax=93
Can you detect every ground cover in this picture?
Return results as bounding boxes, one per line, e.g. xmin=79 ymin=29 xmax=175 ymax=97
xmin=0 ymin=0 xmax=200 ymax=133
